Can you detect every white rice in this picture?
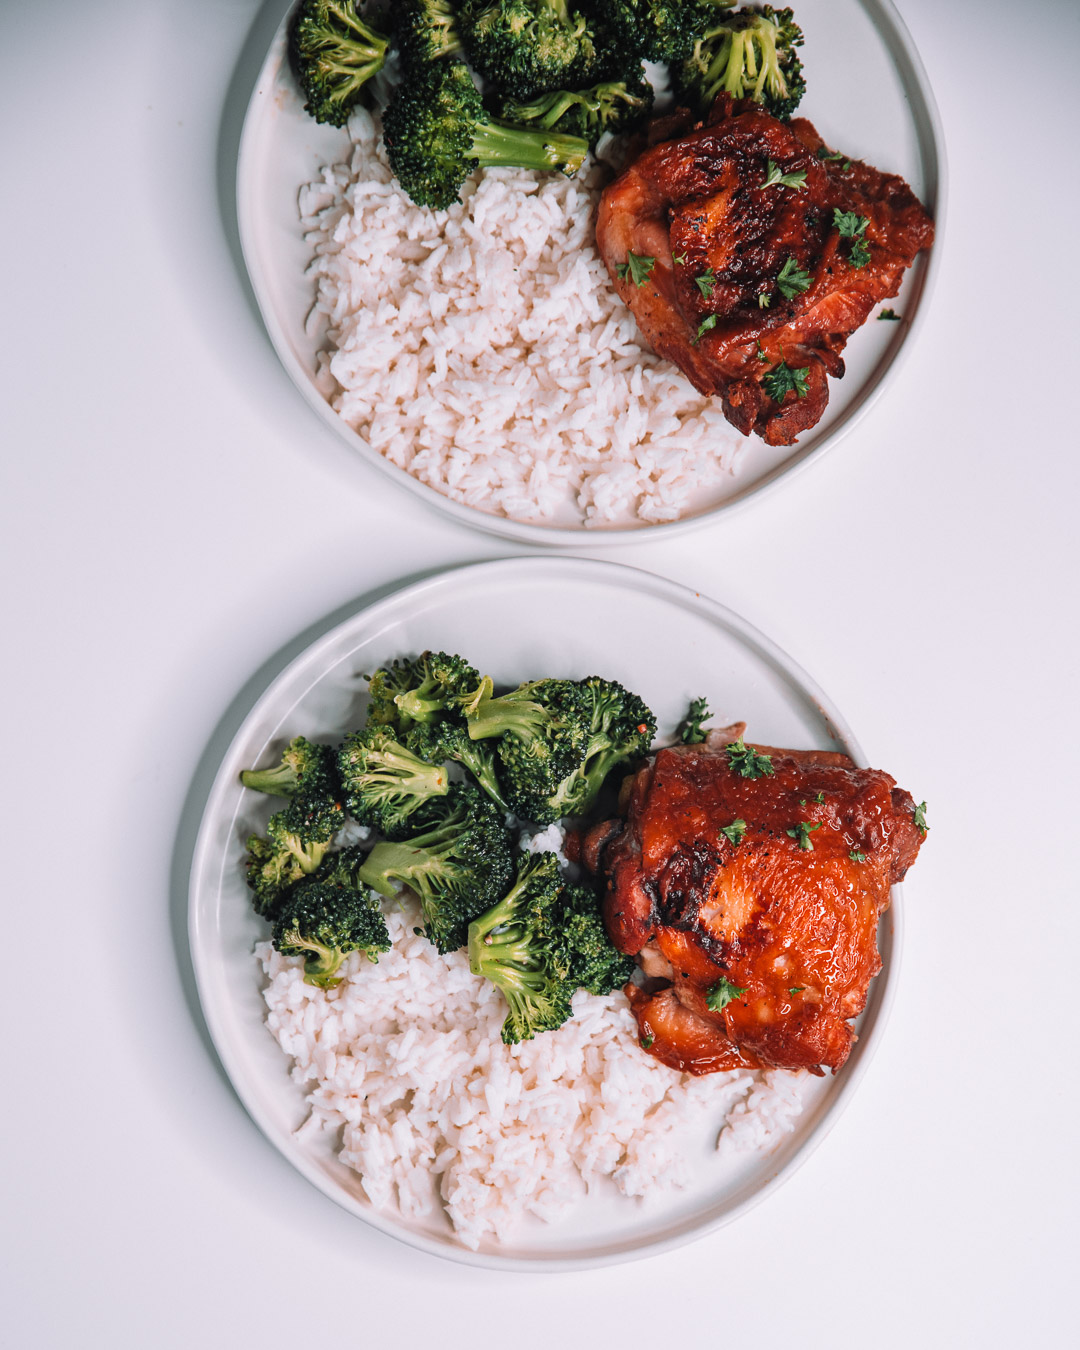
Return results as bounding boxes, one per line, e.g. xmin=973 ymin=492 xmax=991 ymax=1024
xmin=258 ymin=897 xmax=806 ymax=1250
xmin=299 ymin=107 xmax=745 ymax=527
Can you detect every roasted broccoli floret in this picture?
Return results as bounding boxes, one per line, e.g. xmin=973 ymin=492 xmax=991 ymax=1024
xmin=495 ymin=72 xmax=654 ymax=146
xmin=405 ymin=716 xmax=509 ymax=812
xmin=540 ymin=676 xmax=656 ymax=821
xmin=468 ymin=852 xmax=573 ymax=1041
xmin=244 ymin=808 xmax=336 ymax=918
xmin=468 ymin=853 xmax=632 ymax=1041
xmin=559 ymin=880 xmax=635 ymax=995
xmin=365 ymin=658 xmax=420 ymax=730
xmin=459 ymin=0 xmax=604 ymax=98
xmin=393 ymin=0 xmax=464 ymax=69
xmin=676 ymin=4 xmax=805 ymax=120
xmin=272 ymin=881 xmax=390 ymax=987
xmin=337 ymin=727 xmax=450 ymax=838
xmin=355 ymin=783 xmax=514 ymax=952
xmin=382 ymin=650 xmax=481 ymax=727
xmin=591 ymin=0 xmax=732 ymax=63
xmin=288 ymin=0 xmax=390 ymax=127
xmin=383 ymin=58 xmax=589 ymax=209
xmin=240 ymin=735 xmax=338 ymax=798
xmin=460 ymin=675 xmax=590 ymax=821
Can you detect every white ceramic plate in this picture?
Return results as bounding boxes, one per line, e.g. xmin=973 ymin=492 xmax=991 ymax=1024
xmin=189 ymin=557 xmax=904 ymax=1268
xmin=236 ymin=0 xmax=945 ymax=543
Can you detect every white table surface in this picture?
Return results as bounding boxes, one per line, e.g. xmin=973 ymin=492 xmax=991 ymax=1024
xmin=4 ymin=1 xmax=1078 ymax=1344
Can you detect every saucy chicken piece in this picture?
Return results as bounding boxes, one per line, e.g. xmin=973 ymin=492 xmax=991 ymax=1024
xmin=585 ymin=727 xmax=925 ymax=1076
xmin=595 ymin=95 xmax=935 ymax=445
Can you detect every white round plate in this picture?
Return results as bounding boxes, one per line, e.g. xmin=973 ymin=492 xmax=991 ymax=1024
xmin=189 ymin=557 xmax=904 ymax=1269
xmin=236 ymin=1 xmax=945 ymax=543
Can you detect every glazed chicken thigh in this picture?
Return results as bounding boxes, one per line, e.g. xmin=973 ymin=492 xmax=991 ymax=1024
xmin=584 ymin=727 xmax=925 ymax=1076
xmin=595 ymin=95 xmax=935 ymax=445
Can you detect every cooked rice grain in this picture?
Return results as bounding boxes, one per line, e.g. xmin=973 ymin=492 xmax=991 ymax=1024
xmin=299 ymin=109 xmax=744 ymax=527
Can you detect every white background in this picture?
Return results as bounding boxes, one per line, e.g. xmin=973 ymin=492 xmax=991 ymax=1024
xmin=3 ymin=1 xmax=1077 ymax=1345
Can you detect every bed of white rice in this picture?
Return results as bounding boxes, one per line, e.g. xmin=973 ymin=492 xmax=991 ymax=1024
xmin=258 ymin=892 xmax=807 ymax=1250
xmin=298 ymin=108 xmax=745 ymax=528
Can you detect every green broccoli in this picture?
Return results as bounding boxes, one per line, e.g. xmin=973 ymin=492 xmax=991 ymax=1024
xmin=364 ymin=657 xmax=420 ymax=730
xmin=272 ymin=880 xmax=390 ymax=987
xmin=459 ymin=0 xmax=604 ymax=98
xmin=244 ymin=808 xmax=337 ymax=918
xmin=467 ymin=852 xmax=574 ymax=1041
xmin=337 ymin=726 xmax=450 ymax=838
xmin=289 ymin=0 xmax=390 ymax=127
xmin=355 ymin=783 xmax=514 ymax=953
xmin=383 ymin=58 xmax=589 ymax=210
xmin=676 ymin=4 xmax=806 ymax=120
xmin=495 ymin=72 xmax=654 ymax=147
xmin=404 ymin=716 xmax=509 ymax=813
xmin=239 ymin=735 xmax=339 ymax=799
xmin=558 ymin=880 xmax=635 ymax=994
xmin=468 ymin=853 xmax=632 ymax=1042
xmin=382 ymin=650 xmax=481 ymax=727
xmin=591 ymin=0 xmax=733 ymax=64
xmin=540 ymin=676 xmax=656 ymax=821
xmin=459 ymin=675 xmax=590 ymax=821
xmin=393 ymin=0 xmax=464 ymax=69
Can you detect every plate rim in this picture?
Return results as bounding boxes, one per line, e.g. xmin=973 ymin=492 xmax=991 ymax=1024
xmin=187 ymin=555 xmax=906 ymax=1270
xmin=234 ymin=0 xmax=948 ymax=545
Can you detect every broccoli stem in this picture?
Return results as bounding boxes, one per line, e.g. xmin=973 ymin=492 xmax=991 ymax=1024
xmin=279 ymin=928 xmax=344 ymax=987
xmin=471 ymin=120 xmax=588 ymax=177
xmin=240 ymin=763 xmax=298 ymax=796
xmin=462 ymin=677 xmax=548 ymax=742
xmin=354 ymin=839 xmax=449 ymax=898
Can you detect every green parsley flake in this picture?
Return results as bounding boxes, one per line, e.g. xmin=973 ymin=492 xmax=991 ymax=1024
xmin=672 ymin=252 xmax=687 ymax=265
xmin=789 ymin=986 xmax=805 ymax=993
xmin=849 ymin=850 xmax=867 ymax=863
xmin=816 ymin=147 xmax=852 ymax=170
xmin=878 ymin=308 xmax=901 ymax=321
xmin=720 ymin=819 xmax=748 ymax=846
xmin=776 ymin=257 xmax=812 ymax=299
xmin=762 ymin=361 xmax=810 ymax=402
xmin=762 ymin=159 xmax=807 ymax=191
xmin=758 ymin=290 xmax=772 ymax=308
xmin=692 ymin=314 xmax=718 ymax=345
xmin=813 ymin=791 xmax=825 ymax=803
xmin=756 ymin=339 xmax=768 ymax=362
xmin=786 ymin=820 xmax=821 ymax=850
xmin=913 ymin=801 xmax=929 ymax=836
xmin=695 ymin=268 xmax=717 ymax=297
xmin=640 ymin=1034 xmax=654 ymax=1049
xmin=706 ymin=976 xmax=748 ymax=1012
xmin=678 ymin=696 xmax=711 ymax=745
xmin=833 ymin=208 xmax=868 ymax=238
xmin=849 ymin=237 xmax=871 ymax=268
xmin=725 ymin=739 xmax=774 ymax=779
xmin=616 ymin=251 xmax=656 ymax=287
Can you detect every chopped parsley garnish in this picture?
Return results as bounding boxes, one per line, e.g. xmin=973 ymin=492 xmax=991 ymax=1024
xmin=816 ymin=147 xmax=853 ymax=170
xmin=695 ymin=268 xmax=717 ymax=297
xmin=813 ymin=791 xmax=825 ymax=803
xmin=725 ymin=739 xmax=774 ymax=779
xmin=678 ymin=696 xmax=711 ymax=744
xmin=849 ymin=850 xmax=866 ymax=863
xmin=672 ymin=251 xmax=687 ymax=265
xmin=762 ymin=159 xmax=807 ymax=190
xmin=706 ymin=977 xmax=748 ymax=1012
xmin=776 ymin=257 xmax=812 ymax=299
xmin=616 ymin=251 xmax=655 ymax=287
xmin=762 ymin=361 xmax=810 ymax=402
xmin=789 ymin=986 xmax=805 ymax=993
xmin=758 ymin=290 xmax=772 ymax=308
xmin=756 ymin=339 xmax=768 ymax=362
xmin=720 ymin=819 xmax=748 ymax=846
xmin=640 ymin=1034 xmax=654 ymax=1049
xmin=786 ymin=821 xmax=821 ymax=850
xmin=878 ymin=308 xmax=901 ymax=320
xmin=833 ymin=208 xmax=868 ymax=238
xmin=692 ymin=313 xmax=718 ymax=345
xmin=849 ymin=237 xmax=871 ymax=268
xmin=913 ymin=801 xmax=929 ymax=836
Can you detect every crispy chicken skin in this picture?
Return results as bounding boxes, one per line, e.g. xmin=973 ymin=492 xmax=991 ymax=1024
xmin=595 ymin=95 xmax=935 ymax=445
xmin=585 ymin=727 xmax=924 ymax=1076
